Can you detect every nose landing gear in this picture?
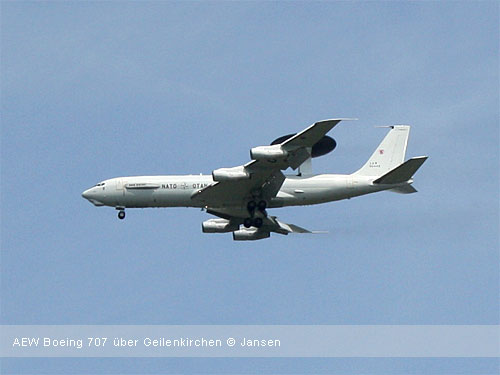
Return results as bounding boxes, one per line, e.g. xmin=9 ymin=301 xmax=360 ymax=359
xmin=116 ymin=208 xmax=126 ymax=220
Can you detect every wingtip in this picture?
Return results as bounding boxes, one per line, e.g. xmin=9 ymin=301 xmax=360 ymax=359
xmin=320 ymin=118 xmax=358 ymax=122
xmin=291 ymin=230 xmax=329 ymax=234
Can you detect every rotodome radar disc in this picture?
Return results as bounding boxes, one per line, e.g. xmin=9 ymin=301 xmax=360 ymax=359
xmin=270 ymin=134 xmax=337 ymax=158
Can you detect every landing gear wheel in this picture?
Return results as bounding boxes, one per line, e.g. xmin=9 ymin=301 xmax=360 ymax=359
xmin=257 ymin=200 xmax=267 ymax=211
xmin=247 ymin=200 xmax=257 ymax=212
xmin=243 ymin=218 xmax=253 ymax=228
xmin=253 ymin=218 xmax=263 ymax=228
xmin=118 ymin=210 xmax=125 ymax=220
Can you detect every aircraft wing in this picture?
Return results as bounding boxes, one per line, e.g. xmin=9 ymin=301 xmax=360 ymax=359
xmin=206 ymin=207 xmax=314 ymax=240
xmin=281 ymin=118 xmax=345 ymax=148
xmin=191 ymin=119 xmax=346 ymax=207
xmin=191 ymin=165 xmax=286 ymax=207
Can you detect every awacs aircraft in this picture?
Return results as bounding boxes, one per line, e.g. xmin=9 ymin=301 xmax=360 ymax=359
xmin=82 ymin=119 xmax=427 ymax=240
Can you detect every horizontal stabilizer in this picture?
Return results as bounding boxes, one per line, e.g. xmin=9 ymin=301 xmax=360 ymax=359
xmin=374 ymin=156 xmax=428 ymax=184
xmin=389 ymin=185 xmax=418 ymax=194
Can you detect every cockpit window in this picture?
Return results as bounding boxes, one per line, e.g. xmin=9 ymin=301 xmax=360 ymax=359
xmin=94 ymin=182 xmax=106 ymax=187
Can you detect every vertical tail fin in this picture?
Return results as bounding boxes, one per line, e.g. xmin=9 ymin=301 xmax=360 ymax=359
xmin=353 ymin=125 xmax=410 ymax=177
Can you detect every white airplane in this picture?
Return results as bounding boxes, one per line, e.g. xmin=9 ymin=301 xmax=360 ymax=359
xmin=82 ymin=119 xmax=427 ymax=240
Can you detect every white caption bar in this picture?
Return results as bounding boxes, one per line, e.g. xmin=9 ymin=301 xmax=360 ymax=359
xmin=1 ymin=325 xmax=498 ymax=357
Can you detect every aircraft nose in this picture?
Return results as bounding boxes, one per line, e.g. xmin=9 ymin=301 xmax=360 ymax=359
xmin=82 ymin=187 xmax=105 ymax=206
xmin=82 ymin=188 xmax=92 ymax=200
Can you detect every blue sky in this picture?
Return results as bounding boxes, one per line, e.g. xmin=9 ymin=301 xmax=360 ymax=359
xmin=1 ymin=1 xmax=498 ymax=374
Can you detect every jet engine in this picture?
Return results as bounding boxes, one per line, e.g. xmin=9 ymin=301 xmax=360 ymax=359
xmin=232 ymin=228 xmax=271 ymax=241
xmin=250 ymin=145 xmax=288 ymax=160
xmin=271 ymin=134 xmax=336 ymax=158
xmin=212 ymin=166 xmax=250 ymax=181
xmin=202 ymin=219 xmax=239 ymax=233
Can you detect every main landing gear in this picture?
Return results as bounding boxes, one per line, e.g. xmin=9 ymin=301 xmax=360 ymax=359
xmin=243 ymin=200 xmax=267 ymax=228
xmin=243 ymin=217 xmax=263 ymax=228
xmin=246 ymin=200 xmax=267 ymax=214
